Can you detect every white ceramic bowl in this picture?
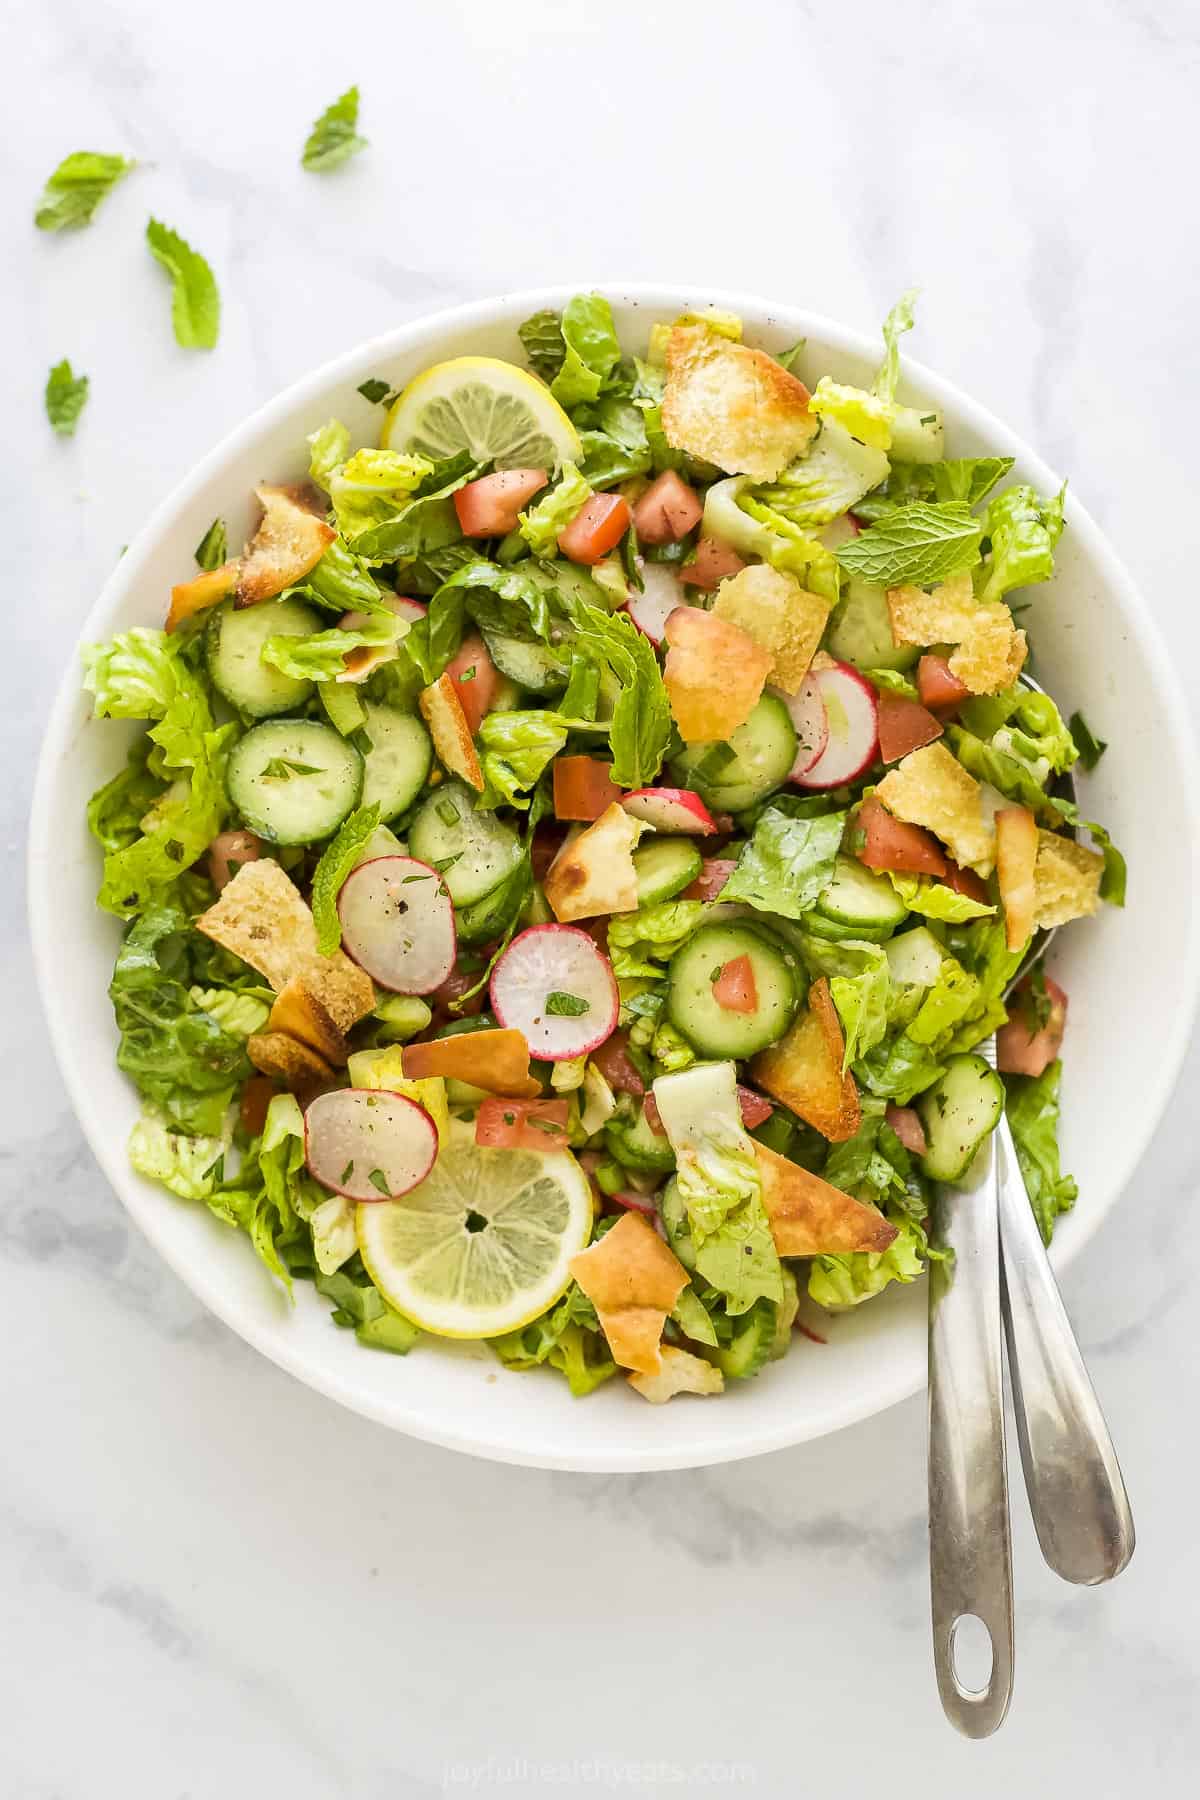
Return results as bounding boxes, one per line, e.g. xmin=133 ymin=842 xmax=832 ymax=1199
xmin=29 ymin=286 xmax=1200 ymax=1471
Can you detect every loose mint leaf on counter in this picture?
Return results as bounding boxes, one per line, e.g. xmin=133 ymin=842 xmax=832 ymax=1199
xmin=146 ymin=219 xmax=220 ymax=350
xmin=35 ymin=151 xmax=133 ymax=230
xmin=302 ymin=87 xmax=368 ymax=172
xmin=45 ymin=360 xmax=89 ymax=435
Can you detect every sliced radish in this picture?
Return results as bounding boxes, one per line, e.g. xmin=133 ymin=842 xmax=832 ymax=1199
xmin=776 ymin=675 xmax=830 ymax=780
xmin=683 ymin=857 xmax=737 ymax=902
xmin=885 ymin=1103 xmax=927 ymax=1156
xmin=490 ymin=924 xmax=619 ymax=1061
xmin=304 ymin=1089 xmax=438 ymax=1201
xmin=791 ymin=661 xmax=879 ymax=789
xmin=817 ymin=513 xmax=863 ymax=551
xmin=338 ymin=856 xmax=456 ymax=994
xmin=626 ymin=564 xmax=689 ymax=646
xmin=590 ymin=1030 xmax=645 ymax=1096
xmin=611 ymin=1189 xmax=660 ymax=1221
xmin=621 ymin=786 xmax=717 ymax=835
xmin=391 ymin=596 xmax=428 ymax=624
xmin=736 ymin=1085 xmax=773 ymax=1129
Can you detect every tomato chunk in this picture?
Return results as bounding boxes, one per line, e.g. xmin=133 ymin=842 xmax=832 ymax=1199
xmin=736 ymin=1086 xmax=773 ymax=1130
xmin=443 ymin=633 xmax=499 ymax=735
xmin=856 ymin=795 xmax=947 ymax=877
xmin=996 ymin=975 xmax=1068 ymax=1077
xmin=679 ymin=536 xmax=747 ymax=590
xmin=631 ymin=471 xmax=703 ymax=546
xmin=474 ymin=1097 xmax=570 ymax=1151
xmin=877 ymin=690 xmax=943 ymax=763
xmin=683 ymin=857 xmax=737 ymax=902
xmin=553 ymin=756 xmax=622 ymax=822
xmin=453 ymin=468 xmax=547 ymax=538
xmin=558 ymin=493 xmax=631 ymax=565
xmin=240 ymin=1075 xmax=276 ymax=1139
xmin=591 ymin=1030 xmax=645 ymax=1097
xmin=712 ymin=954 xmax=758 ymax=1014
xmin=208 ymin=830 xmax=263 ymax=891
xmin=942 ymin=859 xmax=991 ymax=904
xmin=885 ymin=1103 xmax=927 ymax=1156
xmin=917 ymin=654 xmax=970 ymax=714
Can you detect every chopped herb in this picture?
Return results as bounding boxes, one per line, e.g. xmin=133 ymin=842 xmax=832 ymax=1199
xmin=432 ymin=853 xmax=462 ymax=874
xmin=503 ymin=1111 xmax=516 ymax=1127
xmin=1023 ymin=965 xmax=1053 ymax=1033
xmin=368 ymin=1168 xmax=392 ymax=1197
xmin=45 ymin=360 xmax=88 ymax=435
xmin=530 ymin=1117 xmax=564 ymax=1135
xmin=302 ymin=86 xmax=368 ymax=173
xmin=709 ymin=966 xmax=724 ymax=983
xmin=34 ymin=151 xmax=133 ymax=231
xmin=545 ymin=990 xmax=589 ymax=1017
xmin=920 ymin=413 xmax=937 ymax=425
xmin=260 ymin=757 xmax=323 ymax=780
xmin=436 ymin=799 xmax=461 ymax=827
xmin=402 ymin=873 xmax=432 ymax=884
xmin=357 ymin=377 xmax=398 ymax=406
xmin=340 ymin=1160 xmax=355 ymax=1185
xmin=776 ymin=339 xmax=806 ymax=372
xmin=1068 ymin=710 xmax=1107 ymax=771
xmin=457 ymin=666 xmax=477 ymax=682
xmin=194 ymin=518 xmax=227 ymax=570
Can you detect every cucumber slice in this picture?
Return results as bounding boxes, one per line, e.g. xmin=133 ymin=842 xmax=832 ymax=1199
xmin=632 ymin=838 xmax=702 ymax=907
xmin=667 ymin=922 xmax=799 ymax=1059
xmin=705 ymin=1297 xmax=777 ymax=1381
xmin=605 ymin=1105 xmax=677 ymax=1174
xmin=480 ymin=628 xmax=568 ymax=694
xmin=455 ymin=867 xmax=528 ymax=946
xmin=803 ymin=912 xmax=893 ymax=945
xmin=884 ymin=926 xmax=945 ymax=988
xmin=815 ymin=855 xmax=909 ymax=932
xmin=205 ymin=597 xmax=321 ymax=718
xmin=826 ymin=578 xmax=920 ymax=673
xmin=659 ymin=1177 xmax=697 ymax=1270
xmin=320 ymin=681 xmax=367 ymax=737
xmin=358 ymin=701 xmax=433 ymax=822
xmin=917 ymin=1054 xmax=1004 ymax=1184
xmin=889 ymin=405 xmax=945 ymax=463
xmin=227 ymin=720 xmax=363 ymax=845
xmin=408 ymin=779 xmax=523 ymax=907
xmin=670 ymin=692 xmax=797 ymax=814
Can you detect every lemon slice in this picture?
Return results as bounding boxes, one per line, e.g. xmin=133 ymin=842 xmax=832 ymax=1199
xmin=381 ymin=356 xmax=581 ymax=471
xmin=356 ymin=1132 xmax=593 ymax=1338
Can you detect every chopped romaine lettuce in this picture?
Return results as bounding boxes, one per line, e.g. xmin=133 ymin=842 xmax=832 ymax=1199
xmin=723 ymin=808 xmax=847 ymax=919
xmin=518 ymin=461 xmax=592 ymax=555
xmin=1004 ymin=1059 xmax=1078 ymax=1244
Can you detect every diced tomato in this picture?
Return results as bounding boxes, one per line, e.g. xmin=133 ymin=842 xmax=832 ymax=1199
xmin=942 ymin=859 xmax=991 ymax=904
xmin=443 ymin=633 xmax=499 ymax=735
xmin=553 ymin=755 xmax=621 ymax=822
xmin=559 ymin=493 xmax=631 ymax=565
xmin=642 ymin=1092 xmax=665 ymax=1134
xmin=877 ymin=691 xmax=943 ymax=763
xmin=996 ymin=975 xmax=1068 ymax=1077
xmin=474 ymin=1097 xmax=570 ymax=1152
xmin=453 ymin=468 xmax=547 ymax=538
xmin=591 ymin=1030 xmax=645 ymax=1097
xmin=611 ymin=1189 xmax=660 ymax=1221
xmin=856 ymin=795 xmax=947 ymax=877
xmin=712 ymin=954 xmax=758 ymax=1014
xmin=631 ymin=471 xmax=703 ymax=546
xmin=240 ymin=1075 xmax=276 ymax=1139
xmin=682 ymin=857 xmax=737 ymax=901
xmin=885 ymin=1103 xmax=927 ymax=1156
xmin=917 ymin=654 xmax=971 ymax=714
xmin=208 ymin=830 xmax=263 ymax=891
xmin=736 ymin=1086 xmax=773 ymax=1129
xmin=679 ymin=535 xmax=747 ymax=590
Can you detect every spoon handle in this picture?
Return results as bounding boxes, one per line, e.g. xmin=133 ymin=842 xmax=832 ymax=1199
xmin=928 ymin=1138 xmax=1014 ymax=1738
xmin=995 ymin=1115 xmax=1135 ymax=1585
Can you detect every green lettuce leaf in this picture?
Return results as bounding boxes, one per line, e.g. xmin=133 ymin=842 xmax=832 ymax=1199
xmin=853 ymin=1031 xmax=946 ymax=1104
xmin=310 ymin=803 xmax=382 ymax=953
xmin=752 ymin=420 xmax=890 ymax=527
xmin=87 ymin=743 xmax=163 ymax=854
xmin=1004 ymin=1060 xmax=1078 ymax=1244
xmin=145 ymin=218 xmax=220 ymax=350
xmin=549 ymin=293 xmax=621 ymax=409
xmin=1068 ymin=710 xmax=1107 ymax=771
xmin=553 ymin=588 xmax=671 ymax=789
xmin=45 ymin=359 xmax=89 ymax=435
xmin=194 ymin=518 xmax=228 ymax=571
xmin=977 ymin=482 xmax=1065 ymax=604
xmin=301 ymin=86 xmax=367 ymax=172
xmin=827 ymin=945 xmax=891 ymax=1066
xmin=959 ymin=685 xmax=1079 ymax=778
xmin=872 ymin=289 xmax=918 ymax=406
xmin=128 ymin=1113 xmax=227 ymax=1199
xmin=575 ymin=396 xmax=654 ymax=488
xmin=348 ymin=461 xmax=473 ymax=564
xmin=488 ymin=1281 xmax=617 ymax=1396
xmin=518 ymin=461 xmax=592 ymax=555
xmin=607 ymin=900 xmax=710 ymax=981
xmin=186 ymin=987 xmax=271 ymax=1037
xmin=703 ymin=477 xmax=840 ymax=600
xmin=325 ymin=447 xmax=437 ymax=541
xmin=262 ymin=613 xmax=401 ymax=681
xmin=518 ymin=309 xmax=566 ymax=381
xmin=34 ymin=151 xmax=133 ymax=230
xmin=808 ymin=380 xmax=893 ymax=451
xmin=723 ymin=808 xmax=847 ymax=919
xmin=854 ymin=457 xmax=1014 ymax=521
xmin=477 ymin=709 xmax=602 ymax=809
xmin=288 ymin=537 xmax=387 ymax=613
xmin=308 ymin=419 xmax=351 ymax=488
xmin=834 ymin=502 xmax=983 ymax=588
xmin=884 ymin=871 xmax=994 ymax=921
xmin=808 ymin=1212 xmax=928 ymax=1307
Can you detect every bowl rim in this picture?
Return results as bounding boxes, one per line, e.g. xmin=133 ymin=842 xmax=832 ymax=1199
xmin=29 ymin=283 xmax=1200 ymax=1470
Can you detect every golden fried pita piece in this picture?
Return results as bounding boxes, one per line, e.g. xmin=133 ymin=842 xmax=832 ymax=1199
xmin=995 ymin=806 xmax=1039 ymax=951
xmin=887 ymin=573 xmax=1025 ymax=697
xmin=234 ymin=484 xmax=335 ymax=607
xmin=400 ymin=1029 xmax=541 ymax=1098
xmin=661 ymin=324 xmax=818 ymax=480
xmin=197 ymin=859 xmax=320 ymax=991
xmin=751 ymin=978 xmax=861 ymax=1142
xmin=628 ymin=1346 xmax=724 ymax=1404
xmin=544 ymin=803 xmax=644 ymax=922
xmin=663 ymin=604 xmax=773 ymax=744
xmin=419 ymin=673 xmax=484 ymax=791
xmin=876 ymin=740 xmax=995 ymax=876
xmin=269 ymin=978 xmax=348 ymax=1065
xmin=711 ymin=563 xmax=830 ymax=694
xmin=166 ymin=563 xmax=239 ymax=633
xmin=247 ymin=1031 xmax=335 ymax=1089
xmin=1033 ymin=830 xmax=1104 ymax=929
xmin=755 ymin=1142 xmax=898 ymax=1256
xmin=569 ymin=1212 xmax=690 ymax=1376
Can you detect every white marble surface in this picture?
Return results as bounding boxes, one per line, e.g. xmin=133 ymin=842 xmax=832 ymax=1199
xmin=7 ymin=0 xmax=1200 ymax=1790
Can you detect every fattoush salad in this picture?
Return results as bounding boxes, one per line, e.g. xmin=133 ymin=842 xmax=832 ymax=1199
xmin=82 ymin=291 xmax=1123 ymax=1402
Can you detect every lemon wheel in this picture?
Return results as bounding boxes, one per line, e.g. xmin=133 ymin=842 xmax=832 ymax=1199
xmin=381 ymin=355 xmax=580 ymax=471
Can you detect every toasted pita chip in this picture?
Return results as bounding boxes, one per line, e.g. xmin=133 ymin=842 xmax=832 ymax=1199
xmin=995 ymin=806 xmax=1039 ymax=951
xmin=628 ymin=1346 xmax=724 ymax=1404
xmin=711 ymin=564 xmax=830 ymax=694
xmin=401 ymin=1029 xmax=541 ymax=1098
xmin=544 ymin=804 xmax=645 ymax=922
xmin=269 ymin=978 xmax=348 ymax=1065
xmin=887 ymin=573 xmax=978 ymax=645
xmin=248 ymin=1031 xmax=335 ymax=1089
xmin=661 ymin=324 xmax=818 ymax=480
xmin=887 ymin=573 xmax=1025 ymax=697
xmin=663 ymin=604 xmax=773 ymax=743
xmin=166 ymin=563 xmax=239 ymax=633
xmin=948 ymin=612 xmax=1027 ymax=695
xmin=1033 ymin=830 xmax=1103 ymax=929
xmin=235 ymin=484 xmax=335 ymax=607
xmin=751 ymin=978 xmax=860 ymax=1142
xmin=876 ymin=741 xmax=996 ymax=876
xmin=419 ymin=673 xmax=484 ymax=791
xmin=197 ymin=859 xmax=320 ymax=991
xmin=569 ymin=1212 xmax=690 ymax=1375
xmin=297 ymin=954 xmax=375 ymax=1034
xmin=755 ymin=1142 xmax=897 ymax=1256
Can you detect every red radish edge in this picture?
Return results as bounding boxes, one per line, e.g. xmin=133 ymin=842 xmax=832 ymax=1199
xmin=489 ymin=924 xmax=619 ymax=1062
xmin=621 ymin=787 xmax=717 ymax=835
xmin=777 ymin=676 xmax=830 ymax=780
xmin=338 ymin=857 xmax=457 ymax=995
xmin=304 ymin=1088 xmax=438 ymax=1202
xmin=791 ymin=661 xmax=879 ymax=789
xmin=625 ymin=564 xmax=689 ymax=645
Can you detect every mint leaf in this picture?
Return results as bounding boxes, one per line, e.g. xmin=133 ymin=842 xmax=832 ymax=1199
xmin=35 ymin=151 xmax=132 ymax=231
xmin=194 ymin=518 xmax=227 ymax=571
xmin=834 ymin=502 xmax=983 ymax=588
xmin=545 ymin=991 xmax=589 ymax=1017
xmin=146 ymin=219 xmax=220 ymax=350
xmin=45 ymin=360 xmax=88 ymax=435
xmin=310 ymin=803 xmax=382 ymax=955
xmin=518 ymin=309 xmax=566 ymax=381
xmin=302 ymin=87 xmax=367 ymax=172
xmin=1068 ymin=710 xmax=1107 ymax=772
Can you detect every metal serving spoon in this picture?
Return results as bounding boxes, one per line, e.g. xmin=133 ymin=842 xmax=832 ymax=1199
xmin=928 ymin=682 xmax=1134 ymax=1736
